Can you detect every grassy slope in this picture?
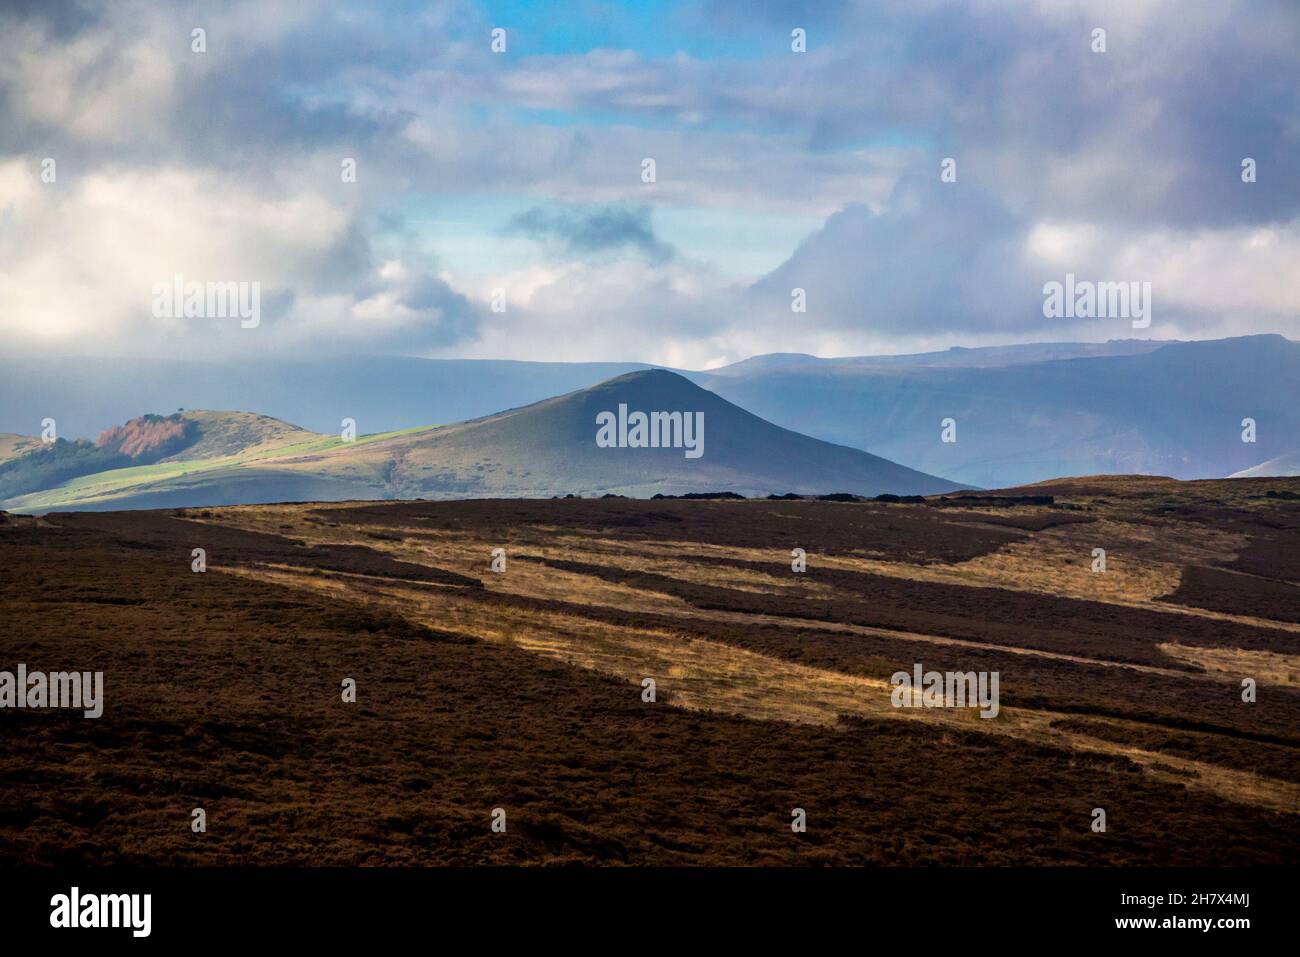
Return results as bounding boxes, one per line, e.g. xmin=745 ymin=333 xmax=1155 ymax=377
xmin=161 ymin=410 xmax=319 ymax=461
xmin=5 ymin=423 xmax=438 ymax=512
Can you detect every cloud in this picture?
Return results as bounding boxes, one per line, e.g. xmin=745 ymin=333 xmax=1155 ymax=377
xmin=0 ymin=159 xmax=481 ymax=358
xmin=457 ymin=254 xmax=735 ymax=365
xmin=347 ymin=259 xmax=482 ymax=348
xmin=507 ymin=205 xmax=676 ymax=262
xmin=749 ymin=174 xmax=1033 ymax=338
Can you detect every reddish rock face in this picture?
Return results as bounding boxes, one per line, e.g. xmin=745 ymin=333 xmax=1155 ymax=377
xmin=95 ymin=414 xmax=196 ymax=460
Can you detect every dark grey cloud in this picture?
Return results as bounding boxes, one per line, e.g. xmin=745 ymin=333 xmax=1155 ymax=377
xmin=507 ymin=205 xmax=676 ymax=263
xmin=393 ymin=271 xmax=482 ymax=346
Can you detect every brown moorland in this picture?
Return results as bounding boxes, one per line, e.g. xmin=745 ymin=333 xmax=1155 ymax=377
xmin=1 ymin=475 xmax=1298 ymax=865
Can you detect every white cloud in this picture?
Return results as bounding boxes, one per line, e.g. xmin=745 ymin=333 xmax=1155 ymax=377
xmin=0 ymin=161 xmax=477 ymax=355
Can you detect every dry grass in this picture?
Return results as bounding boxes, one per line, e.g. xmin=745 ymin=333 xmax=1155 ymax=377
xmin=1159 ymin=643 xmax=1300 ymax=687
xmin=233 ymin=562 xmax=1300 ymax=815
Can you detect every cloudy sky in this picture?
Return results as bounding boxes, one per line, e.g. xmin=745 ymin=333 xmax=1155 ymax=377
xmin=1 ymin=0 xmax=1296 ymax=368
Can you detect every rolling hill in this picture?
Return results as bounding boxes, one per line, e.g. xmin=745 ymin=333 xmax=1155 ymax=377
xmin=1 ymin=371 xmax=964 ymax=511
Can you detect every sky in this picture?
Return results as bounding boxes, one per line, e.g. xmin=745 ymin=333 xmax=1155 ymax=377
xmin=0 ymin=0 xmax=1297 ymax=368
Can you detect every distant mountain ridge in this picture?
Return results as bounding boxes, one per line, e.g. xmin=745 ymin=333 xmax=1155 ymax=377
xmin=700 ymin=335 xmax=1300 ymax=486
xmin=704 ymin=340 xmax=1174 ymax=376
xmin=0 ymin=340 xmax=1186 ymax=439
xmin=2 ymin=335 xmax=1294 ymax=489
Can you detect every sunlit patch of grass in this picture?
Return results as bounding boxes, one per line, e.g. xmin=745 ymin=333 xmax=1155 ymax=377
xmin=1158 ymin=643 xmax=1300 ymax=687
